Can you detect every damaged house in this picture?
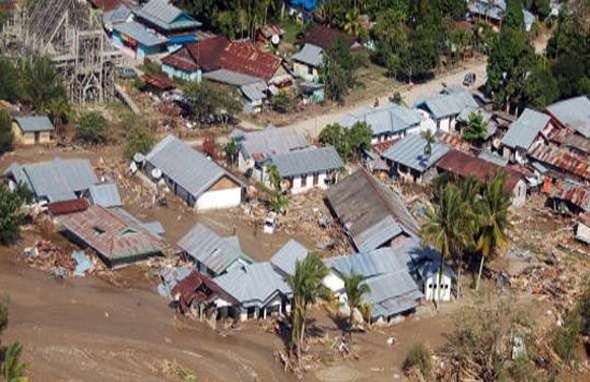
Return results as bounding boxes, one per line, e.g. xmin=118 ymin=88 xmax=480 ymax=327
xmin=144 ymin=135 xmax=243 ymax=211
xmin=325 ymin=169 xmax=420 ymax=252
xmin=500 ymin=108 xmax=553 ymax=164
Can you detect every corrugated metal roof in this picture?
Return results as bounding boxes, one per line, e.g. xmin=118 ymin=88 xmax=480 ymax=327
xmin=214 ymin=262 xmax=292 ymax=306
xmin=325 ymin=169 xmax=419 ymax=252
xmin=202 ymin=69 xmax=263 ymax=86
xmin=4 ymin=158 xmax=97 ymax=202
xmin=382 ymin=133 xmax=450 ymax=173
xmin=342 ymin=103 xmax=421 ymax=137
xmin=89 ymin=183 xmax=122 ymax=208
xmin=546 ymin=96 xmax=590 ymax=138
xmin=468 ymin=0 xmax=506 ymax=20
xmin=269 ymin=146 xmax=343 ymax=178
xmin=113 ymin=21 xmax=167 ymax=47
xmin=529 ymin=144 xmax=590 ymax=181
xmin=325 ymin=247 xmax=412 ymax=278
xmin=178 ymin=223 xmax=250 ymax=274
xmin=110 ymin=207 xmax=165 ymax=237
xmin=547 ymin=181 xmax=590 ymax=213
xmin=501 ymin=108 xmax=550 ymax=150
xmin=478 ymin=150 xmax=509 ymax=167
xmin=60 ymin=205 xmax=166 ymax=263
xmin=240 ymin=82 xmax=267 ymax=101
xmin=237 ymin=125 xmax=310 ymax=162
xmin=364 ymin=272 xmax=423 ymax=319
xmin=291 ymin=43 xmax=323 ymax=67
xmin=103 ymin=4 xmax=132 ymax=24
xmin=135 ymin=0 xmax=201 ymax=31
xmin=416 ymin=88 xmax=478 ymax=119
xmin=270 ymin=239 xmax=308 ymax=276
xmin=14 ymin=116 xmax=54 ymax=133
xmin=146 ymin=135 xmax=235 ymax=199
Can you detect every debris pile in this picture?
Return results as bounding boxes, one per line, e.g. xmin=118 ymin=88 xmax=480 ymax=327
xmin=24 ymin=240 xmax=100 ymax=278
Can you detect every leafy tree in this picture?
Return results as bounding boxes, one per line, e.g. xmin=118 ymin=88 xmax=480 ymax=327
xmin=0 ymin=183 xmax=29 ymax=245
xmin=522 ymin=58 xmax=559 ymax=109
xmin=346 ymin=121 xmax=371 ymax=157
xmin=420 ymin=129 xmax=436 ymax=158
xmin=342 ymin=9 xmax=365 ymax=38
xmin=183 ymin=81 xmax=242 ymax=125
xmin=288 ymin=254 xmax=331 ymax=365
xmin=320 ymin=37 xmax=358 ymax=102
xmin=124 ymin=125 xmax=154 ymax=160
xmin=18 ymin=56 xmax=66 ymax=111
xmin=397 ymin=24 xmax=439 ymax=82
xmin=268 ymin=190 xmax=288 ymax=214
xmin=223 ymin=138 xmax=239 ymax=165
xmin=319 ymin=123 xmax=350 ymax=160
xmin=46 ymin=98 xmax=71 ymax=138
xmin=342 ymin=273 xmax=370 ymax=331
xmin=421 ymin=183 xmax=475 ymax=306
xmin=0 ymin=110 xmax=13 ymax=154
xmin=503 ymin=0 xmax=525 ymax=30
xmin=0 ymin=59 xmax=21 ymax=103
xmin=402 ymin=343 xmax=432 ymax=379
xmin=270 ymin=92 xmax=293 ymax=114
xmin=474 ymin=172 xmax=512 ymax=291
xmin=462 ymin=112 xmax=489 ymax=144
xmin=266 ymin=163 xmax=282 ymax=190
xmin=76 ymin=112 xmax=109 ymax=144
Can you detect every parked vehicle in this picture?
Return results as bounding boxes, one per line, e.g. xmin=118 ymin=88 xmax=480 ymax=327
xmin=118 ymin=67 xmax=137 ymax=79
xmin=463 ymin=72 xmax=476 ymax=87
xmin=263 ymin=212 xmax=277 ymax=234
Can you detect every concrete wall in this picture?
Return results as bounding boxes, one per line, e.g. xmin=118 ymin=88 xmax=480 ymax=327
xmin=293 ymin=61 xmax=319 ymax=82
xmin=511 ymin=179 xmax=527 ymax=208
xmin=162 ymin=64 xmax=200 ymax=82
xmin=424 ymin=273 xmax=452 ymax=302
xmin=12 ymin=124 xmax=52 ymax=145
xmin=290 ymin=172 xmax=328 ymax=194
xmin=196 ymin=186 xmax=242 ymax=211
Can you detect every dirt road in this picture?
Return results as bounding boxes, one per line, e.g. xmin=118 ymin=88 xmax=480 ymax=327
xmin=271 ymin=61 xmax=487 ymax=138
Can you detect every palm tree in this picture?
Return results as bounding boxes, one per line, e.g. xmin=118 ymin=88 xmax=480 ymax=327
xmin=46 ymin=98 xmax=71 ymax=139
xmin=343 ymin=9 xmax=363 ymax=37
xmin=421 ymin=183 xmax=475 ymax=307
xmin=421 ymin=129 xmax=436 ymax=158
xmin=1 ymin=342 xmax=28 ymax=382
xmin=266 ymin=163 xmax=282 ymax=190
xmin=475 ymin=172 xmax=512 ymax=291
xmin=288 ymin=254 xmax=331 ymax=365
xmin=342 ymin=273 xmax=370 ymax=332
xmin=462 ymin=112 xmax=489 ymax=144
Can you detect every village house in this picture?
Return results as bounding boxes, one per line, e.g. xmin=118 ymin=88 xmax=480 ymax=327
xmin=234 ymin=125 xmax=310 ymax=176
xmin=85 ymin=183 xmax=123 ymax=208
xmin=177 ymin=223 xmax=253 ymax=277
xmin=467 ymin=0 xmax=535 ymax=32
xmin=161 ymin=35 xmax=228 ymax=81
xmin=89 ymin=0 xmax=121 ymax=12
xmin=381 ymin=133 xmax=451 ymax=183
xmin=544 ymin=180 xmax=590 ymax=215
xmin=270 ymin=239 xmax=309 ymax=277
xmin=102 ymin=4 xmax=133 ymax=33
xmin=500 ymin=108 xmax=553 ymax=164
xmin=171 ymin=270 xmax=239 ymax=320
xmin=545 ymin=96 xmax=590 ymax=139
xmin=325 ymin=169 xmax=420 ymax=252
xmin=261 ymin=146 xmax=344 ymax=194
xmin=144 ymin=135 xmax=243 ymax=211
xmin=214 ymin=262 xmax=293 ymax=321
xmin=291 ymin=43 xmax=323 ymax=82
xmin=12 ymin=116 xmax=54 ymax=145
xmin=576 ymin=213 xmax=590 ymax=245
xmin=59 ymin=205 xmax=167 ymax=268
xmin=436 ymin=150 xmax=528 ymax=208
xmin=301 ymin=24 xmax=361 ymax=51
xmin=528 ymin=144 xmax=590 ymax=184
xmin=341 ymin=103 xmax=422 ymax=145
xmin=455 ymin=107 xmax=498 ymax=148
xmin=133 ymin=0 xmax=201 ymax=48
xmin=3 ymin=157 xmax=98 ymax=203
xmin=112 ymin=21 xmax=168 ymax=58
xmin=415 ymin=87 xmax=479 ymax=133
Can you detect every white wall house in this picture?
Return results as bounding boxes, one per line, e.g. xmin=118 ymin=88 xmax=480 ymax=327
xmin=415 ymin=87 xmax=479 ymax=134
xmin=500 ymin=108 xmax=553 ymax=165
xmin=145 ymin=135 xmax=242 ymax=211
xmin=420 ymin=262 xmax=454 ymax=302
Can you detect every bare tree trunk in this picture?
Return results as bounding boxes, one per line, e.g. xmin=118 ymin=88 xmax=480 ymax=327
xmin=476 ymin=254 xmax=485 ymax=291
xmin=298 ymin=318 xmax=306 ymax=368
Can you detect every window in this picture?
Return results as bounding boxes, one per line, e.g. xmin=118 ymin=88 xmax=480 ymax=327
xmin=313 ymin=173 xmax=319 ymax=186
xmin=307 ymin=65 xmax=314 ymax=75
xmin=301 ymin=175 xmax=307 ymax=187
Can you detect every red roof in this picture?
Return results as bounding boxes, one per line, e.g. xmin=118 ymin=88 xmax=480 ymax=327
xmin=172 ymin=270 xmax=238 ymax=312
xmin=436 ymin=150 xmax=524 ymax=194
xmin=89 ymin=0 xmax=121 ymax=11
xmin=529 ymin=144 xmax=590 ymax=181
xmin=141 ymin=73 xmax=174 ymax=91
xmin=47 ymin=198 xmax=90 ymax=216
xmin=303 ymin=24 xmax=358 ymax=50
xmin=162 ymin=36 xmax=282 ymax=81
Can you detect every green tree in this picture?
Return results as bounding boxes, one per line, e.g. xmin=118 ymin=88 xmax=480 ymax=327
xmin=124 ymin=126 xmax=154 ymax=159
xmin=474 ymin=172 xmax=512 ymax=291
xmin=76 ymin=112 xmax=109 ymax=144
xmin=462 ymin=112 xmax=489 ymax=144
xmin=319 ymin=123 xmax=350 ymax=160
xmin=0 ymin=110 xmax=13 ymax=154
xmin=46 ymin=98 xmax=71 ymax=139
xmin=268 ymin=190 xmax=288 ymax=214
xmin=523 ymin=59 xmax=559 ymax=109
xmin=0 ymin=59 xmax=21 ymax=103
xmin=288 ymin=254 xmax=331 ymax=365
xmin=270 ymin=92 xmax=293 ymax=114
xmin=18 ymin=56 xmax=66 ymax=111
xmin=421 ymin=183 xmax=475 ymax=306
xmin=503 ymin=0 xmax=525 ymax=31
xmin=346 ymin=121 xmax=371 ymax=158
xmin=320 ymin=37 xmax=357 ymax=102
xmin=223 ymin=138 xmax=239 ymax=165
xmin=183 ymin=81 xmax=242 ymax=124
xmin=266 ymin=163 xmax=282 ymax=190
xmin=342 ymin=273 xmax=370 ymax=331
xmin=420 ymin=129 xmax=436 ymax=158
xmin=0 ymin=183 xmax=30 ymax=245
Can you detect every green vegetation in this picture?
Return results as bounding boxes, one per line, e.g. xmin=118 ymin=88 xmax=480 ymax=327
xmin=318 ymin=121 xmax=370 ymax=161
xmin=271 ymin=92 xmax=295 ymax=114
xmin=402 ymin=343 xmax=432 ymax=379
xmin=420 ymin=129 xmax=436 ymax=158
xmin=342 ymin=273 xmax=370 ymax=331
xmin=76 ymin=111 xmax=109 ymax=145
xmin=18 ymin=56 xmax=66 ymax=111
xmin=0 ymin=110 xmax=13 ymax=154
xmin=223 ymin=138 xmax=239 ymax=165
xmin=320 ymin=37 xmax=361 ymax=103
xmin=462 ymin=112 xmax=489 ymax=144
xmin=124 ymin=126 xmax=154 ymax=159
xmin=0 ymin=183 xmax=32 ymax=245
xmin=1 ymin=299 xmax=28 ymax=382
xmin=288 ymin=254 xmax=331 ymax=365
xmin=183 ymin=81 xmax=242 ymax=125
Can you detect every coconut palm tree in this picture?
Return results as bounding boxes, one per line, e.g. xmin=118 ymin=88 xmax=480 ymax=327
xmin=343 ymin=9 xmax=363 ymax=37
xmin=421 ymin=183 xmax=475 ymax=307
xmin=266 ymin=163 xmax=282 ymax=190
xmin=421 ymin=129 xmax=436 ymax=158
xmin=342 ymin=273 xmax=370 ymax=332
xmin=475 ymin=172 xmax=512 ymax=291
xmin=1 ymin=342 xmax=28 ymax=382
xmin=46 ymin=98 xmax=71 ymax=139
xmin=288 ymin=254 xmax=331 ymax=365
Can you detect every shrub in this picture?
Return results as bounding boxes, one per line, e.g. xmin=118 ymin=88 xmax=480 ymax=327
xmin=124 ymin=126 xmax=154 ymax=159
xmin=551 ymin=308 xmax=581 ymax=366
xmin=403 ymin=343 xmax=432 ymax=378
xmin=76 ymin=111 xmax=109 ymax=144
